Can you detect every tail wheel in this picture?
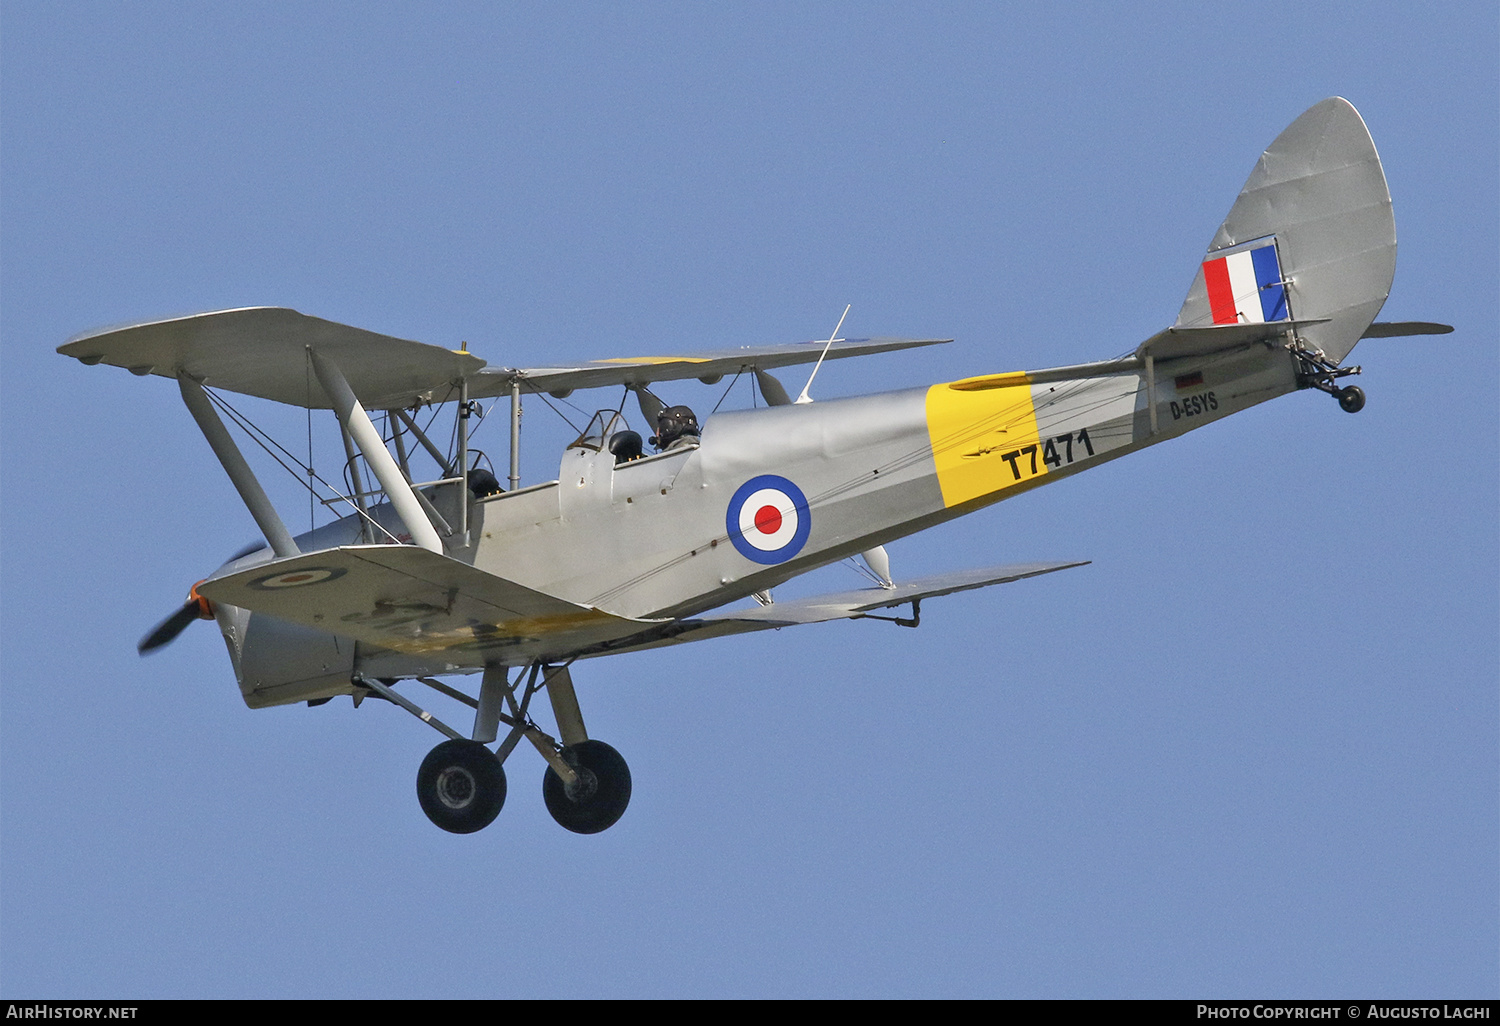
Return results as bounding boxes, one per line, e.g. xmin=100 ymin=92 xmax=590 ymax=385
xmin=417 ymin=739 xmax=507 ymax=834
xmin=543 ymin=740 xmax=632 ymax=834
xmin=1337 ymin=385 xmax=1366 ymax=413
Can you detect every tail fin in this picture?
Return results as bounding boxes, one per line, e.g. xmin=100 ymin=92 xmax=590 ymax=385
xmin=1173 ymin=98 xmax=1395 ymax=366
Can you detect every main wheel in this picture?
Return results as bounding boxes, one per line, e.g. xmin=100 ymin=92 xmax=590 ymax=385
xmin=1337 ymin=385 xmax=1366 ymax=413
xmin=542 ymin=739 xmax=632 ymax=834
xmin=417 ymin=739 xmax=507 ymax=834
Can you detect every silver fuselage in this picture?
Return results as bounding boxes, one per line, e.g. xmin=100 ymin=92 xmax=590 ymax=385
xmin=213 ymin=341 xmax=1300 ymax=706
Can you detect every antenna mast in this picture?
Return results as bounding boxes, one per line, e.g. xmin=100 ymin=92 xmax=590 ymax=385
xmin=794 ymin=304 xmax=850 ymax=404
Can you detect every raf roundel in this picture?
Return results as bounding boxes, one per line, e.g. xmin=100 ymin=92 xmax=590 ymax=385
xmin=726 ymin=475 xmax=812 ymax=565
xmin=249 ymin=566 xmax=348 ymax=590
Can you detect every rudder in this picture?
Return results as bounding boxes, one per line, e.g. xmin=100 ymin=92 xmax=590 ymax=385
xmin=1174 ymin=98 xmax=1396 ymax=366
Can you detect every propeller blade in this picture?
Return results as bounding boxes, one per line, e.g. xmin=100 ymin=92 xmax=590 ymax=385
xmin=138 ymin=599 xmax=203 ymax=655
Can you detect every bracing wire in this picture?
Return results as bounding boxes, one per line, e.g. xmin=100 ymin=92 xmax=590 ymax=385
xmin=532 ymin=390 xmax=584 ymax=434
xmin=843 ymin=556 xmax=886 ymax=586
xmin=204 ymin=387 xmax=401 ymax=544
xmin=709 ymin=369 xmax=744 ymax=415
xmin=305 ymin=349 xmax=314 ymax=533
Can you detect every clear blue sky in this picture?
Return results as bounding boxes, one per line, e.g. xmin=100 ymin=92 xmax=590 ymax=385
xmin=2 ymin=2 xmax=1495 ymax=998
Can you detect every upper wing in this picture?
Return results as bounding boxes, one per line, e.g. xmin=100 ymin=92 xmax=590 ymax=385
xmin=58 ymin=307 xmax=484 ymax=410
xmin=60 ymin=308 xmax=947 ymax=405
xmin=467 ymin=336 xmax=950 ymax=398
xmin=197 ymin=545 xmax=663 ymax=667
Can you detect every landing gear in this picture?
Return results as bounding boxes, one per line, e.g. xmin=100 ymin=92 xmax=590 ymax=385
xmin=543 ymin=739 xmax=632 ymax=834
xmin=1293 ymin=344 xmax=1366 ymax=413
xmin=362 ymin=665 xmax=631 ymax=836
xmin=417 ymin=739 xmax=507 ymax=834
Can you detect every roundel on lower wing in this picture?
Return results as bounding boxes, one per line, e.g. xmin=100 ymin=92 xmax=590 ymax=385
xmin=249 ymin=566 xmax=348 ymax=590
xmin=726 ymin=475 xmax=812 ymax=565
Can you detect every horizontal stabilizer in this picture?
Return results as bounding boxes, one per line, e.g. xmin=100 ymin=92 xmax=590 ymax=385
xmin=1360 ymin=321 xmax=1454 ymax=339
xmin=469 ymin=337 xmax=950 ymax=398
xmin=198 ymin=545 xmax=659 ymax=666
xmin=692 ymin=560 xmax=1089 ymax=630
xmin=1136 ymin=319 xmax=1332 ymax=362
xmin=952 ymin=318 xmax=1333 ymax=392
xmin=59 ymin=308 xmax=484 ymax=409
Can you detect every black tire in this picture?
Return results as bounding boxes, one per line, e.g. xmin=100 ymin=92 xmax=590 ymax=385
xmin=542 ymin=739 xmax=632 ymax=834
xmin=1338 ymin=385 xmax=1366 ymax=413
xmin=417 ymin=739 xmax=507 ymax=834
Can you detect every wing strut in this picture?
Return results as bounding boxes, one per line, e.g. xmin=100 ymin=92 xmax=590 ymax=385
xmin=508 ymin=378 xmax=521 ymax=490
xmin=392 ymin=408 xmax=456 ymax=476
xmin=177 ymin=372 xmax=300 ymax=558
xmin=310 ymin=350 xmax=444 ymax=553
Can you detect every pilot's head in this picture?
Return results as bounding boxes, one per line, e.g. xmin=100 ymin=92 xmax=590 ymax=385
xmin=652 ymin=405 xmax=700 ymax=450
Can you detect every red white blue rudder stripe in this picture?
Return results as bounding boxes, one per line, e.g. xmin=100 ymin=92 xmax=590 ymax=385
xmin=726 ymin=475 xmax=811 ymax=565
xmin=1201 ymin=239 xmax=1289 ymax=325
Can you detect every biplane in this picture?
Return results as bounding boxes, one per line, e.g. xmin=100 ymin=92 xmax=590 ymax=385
xmin=60 ymin=98 xmax=1449 ymax=835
